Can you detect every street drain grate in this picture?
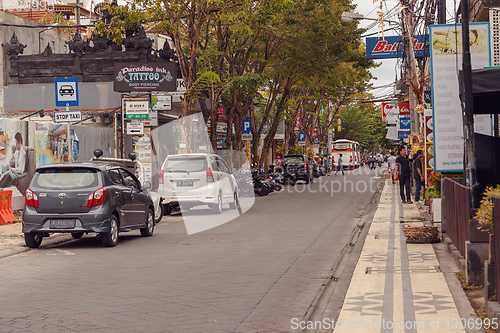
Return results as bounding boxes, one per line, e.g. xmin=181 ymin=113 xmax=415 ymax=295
xmin=365 ymin=266 xmax=441 ymax=274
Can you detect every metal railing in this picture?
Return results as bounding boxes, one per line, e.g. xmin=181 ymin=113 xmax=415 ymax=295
xmin=493 ymin=196 xmax=500 ymax=303
xmin=443 ymin=178 xmax=471 ymax=257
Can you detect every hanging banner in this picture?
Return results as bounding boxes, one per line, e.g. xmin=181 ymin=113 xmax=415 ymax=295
xmin=382 ymin=102 xmax=399 ymax=125
xmin=430 ymin=22 xmax=491 ymax=172
xmin=294 ymin=113 xmax=302 ymax=132
xmin=424 ymin=109 xmax=434 ymax=185
xmin=399 ymin=103 xmax=410 ymax=115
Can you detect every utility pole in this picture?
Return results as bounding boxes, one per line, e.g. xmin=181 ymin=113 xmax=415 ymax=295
xmin=460 ymin=0 xmax=478 ymax=209
xmin=438 ymin=0 xmax=446 ymax=24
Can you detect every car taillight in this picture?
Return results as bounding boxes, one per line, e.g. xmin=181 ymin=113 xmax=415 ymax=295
xmin=206 ymin=168 xmax=215 ymax=183
xmin=350 ymin=156 xmax=352 ymax=162
xmin=25 ymin=189 xmax=39 ymax=208
xmin=304 ymin=159 xmax=308 ymax=171
xmin=87 ymin=188 xmax=106 ymax=208
xmin=159 ymin=169 xmax=164 ymax=184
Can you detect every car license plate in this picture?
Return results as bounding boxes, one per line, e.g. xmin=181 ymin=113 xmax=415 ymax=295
xmin=49 ymin=219 xmax=76 ymax=229
xmin=176 ymin=180 xmax=193 ymax=187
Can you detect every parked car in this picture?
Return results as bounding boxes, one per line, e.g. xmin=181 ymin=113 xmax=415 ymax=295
xmin=22 ymin=161 xmax=155 ymax=248
xmin=158 ymin=153 xmax=238 ymax=214
xmin=91 ymin=149 xmax=163 ymax=223
xmin=282 ymin=154 xmax=312 ymax=184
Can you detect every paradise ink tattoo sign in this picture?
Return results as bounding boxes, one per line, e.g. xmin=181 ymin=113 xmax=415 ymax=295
xmin=113 ymin=62 xmax=176 ymax=92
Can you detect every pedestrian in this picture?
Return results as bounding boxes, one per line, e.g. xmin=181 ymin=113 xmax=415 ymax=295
xmin=413 ymin=149 xmax=424 ymax=202
xmin=335 ymin=154 xmax=344 ymax=176
xmin=395 ymin=146 xmax=412 ymax=203
xmin=387 ymin=151 xmax=397 ymax=184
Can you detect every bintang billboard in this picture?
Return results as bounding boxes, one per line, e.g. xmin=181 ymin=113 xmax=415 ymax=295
xmin=113 ymin=62 xmax=177 ymax=92
xmin=366 ymin=35 xmax=427 ymax=59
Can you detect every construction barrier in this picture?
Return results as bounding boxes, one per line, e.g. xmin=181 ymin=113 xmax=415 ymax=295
xmin=0 ymin=190 xmax=17 ymax=225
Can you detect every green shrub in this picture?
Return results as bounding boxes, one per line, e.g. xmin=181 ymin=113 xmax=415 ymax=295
xmin=475 ymin=185 xmax=500 ymax=234
xmin=424 ymin=172 xmax=462 ymax=200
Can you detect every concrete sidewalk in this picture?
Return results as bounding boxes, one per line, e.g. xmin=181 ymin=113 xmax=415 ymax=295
xmin=334 ymin=179 xmax=480 ymax=332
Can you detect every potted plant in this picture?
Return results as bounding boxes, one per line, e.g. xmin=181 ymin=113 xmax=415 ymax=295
xmin=425 ymin=172 xmax=443 ymax=218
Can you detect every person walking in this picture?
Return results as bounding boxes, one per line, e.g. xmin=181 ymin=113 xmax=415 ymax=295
xmin=387 ymin=151 xmax=397 ymax=184
xmin=335 ymin=154 xmax=344 ymax=176
xmin=413 ymin=149 xmax=424 ymax=202
xmin=395 ymin=146 xmax=412 ymax=203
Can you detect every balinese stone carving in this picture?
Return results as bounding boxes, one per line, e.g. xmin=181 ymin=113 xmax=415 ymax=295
xmin=2 ymin=33 xmax=27 ymax=58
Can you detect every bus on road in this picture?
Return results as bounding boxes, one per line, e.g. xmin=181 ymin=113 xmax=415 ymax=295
xmin=331 ymin=139 xmax=361 ymax=170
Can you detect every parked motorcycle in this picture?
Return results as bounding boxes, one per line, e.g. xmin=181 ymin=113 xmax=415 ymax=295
xmin=276 ymin=165 xmax=296 ymax=186
xmin=252 ymin=169 xmax=269 ymax=196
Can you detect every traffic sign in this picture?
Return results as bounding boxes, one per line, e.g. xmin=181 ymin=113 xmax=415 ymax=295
xmin=54 ymin=110 xmax=82 ymax=123
xmin=55 ymin=78 xmax=79 ymax=107
xmin=298 ymin=141 xmax=306 ymax=146
xmin=242 ymin=120 xmax=252 ymax=133
xmin=242 ymin=133 xmax=252 ymax=141
xmin=298 ymin=133 xmax=305 ymax=141
xmin=127 ymin=122 xmax=144 ymax=135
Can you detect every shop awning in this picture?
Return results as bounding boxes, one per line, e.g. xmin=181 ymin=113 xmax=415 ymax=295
xmin=470 ymin=67 xmax=500 ymax=114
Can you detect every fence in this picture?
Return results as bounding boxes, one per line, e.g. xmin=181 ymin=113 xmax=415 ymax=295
xmin=493 ymin=196 xmax=500 ymax=303
xmin=442 ymin=178 xmax=471 ymax=257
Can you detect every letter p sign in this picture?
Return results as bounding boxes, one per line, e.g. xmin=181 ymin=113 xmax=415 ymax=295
xmin=243 ymin=120 xmax=251 ymax=133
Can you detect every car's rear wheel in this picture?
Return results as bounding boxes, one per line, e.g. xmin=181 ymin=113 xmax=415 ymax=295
xmin=154 ymin=204 xmax=163 ymax=223
xmin=229 ymin=192 xmax=238 ymax=209
xmin=101 ymin=215 xmax=119 ymax=247
xmin=163 ymin=203 xmax=172 ymax=216
xmin=211 ymin=193 xmax=223 ymax=214
xmin=141 ymin=208 xmax=155 ymax=237
xmin=24 ymin=232 xmax=42 ymax=248
xmin=71 ymin=232 xmax=84 ymax=239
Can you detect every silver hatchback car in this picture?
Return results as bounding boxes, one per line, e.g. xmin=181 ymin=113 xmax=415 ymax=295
xmin=22 ymin=161 xmax=155 ymax=248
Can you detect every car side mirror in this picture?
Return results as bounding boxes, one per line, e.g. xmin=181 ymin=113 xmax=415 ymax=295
xmin=143 ymin=181 xmax=152 ymax=191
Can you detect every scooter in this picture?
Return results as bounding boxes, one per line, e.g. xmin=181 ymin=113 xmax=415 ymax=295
xmin=276 ymin=165 xmax=296 ymax=186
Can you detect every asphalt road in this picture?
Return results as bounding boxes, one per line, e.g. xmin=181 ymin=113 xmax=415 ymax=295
xmin=0 ymin=166 xmax=384 ymax=333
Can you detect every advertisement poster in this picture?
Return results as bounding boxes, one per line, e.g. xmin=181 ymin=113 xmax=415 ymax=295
xmin=133 ymin=128 xmax=152 ymax=183
xmin=430 ymin=22 xmax=491 ymax=172
xmin=35 ymin=123 xmax=80 ymax=165
xmin=0 ymin=119 xmax=31 ymax=195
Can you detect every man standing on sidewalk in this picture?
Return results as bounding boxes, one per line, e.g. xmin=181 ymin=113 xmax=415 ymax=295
xmin=335 ymin=154 xmax=344 ymax=176
xmin=413 ymin=149 xmax=423 ymax=202
xmin=395 ymin=146 xmax=412 ymax=203
xmin=387 ymin=151 xmax=397 ymax=184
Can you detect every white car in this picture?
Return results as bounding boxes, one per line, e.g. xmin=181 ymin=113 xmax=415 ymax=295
xmin=159 ymin=153 xmax=239 ymax=214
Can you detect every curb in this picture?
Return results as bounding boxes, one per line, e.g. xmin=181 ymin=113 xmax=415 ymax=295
xmin=0 ymin=228 xmax=74 ymax=259
xmin=299 ymin=177 xmax=385 ymax=333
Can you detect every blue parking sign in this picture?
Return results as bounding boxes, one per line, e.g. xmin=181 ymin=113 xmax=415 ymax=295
xmin=299 ymin=133 xmax=305 ymax=141
xmin=55 ymin=78 xmax=79 ymax=107
xmin=242 ymin=119 xmax=251 ymax=133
